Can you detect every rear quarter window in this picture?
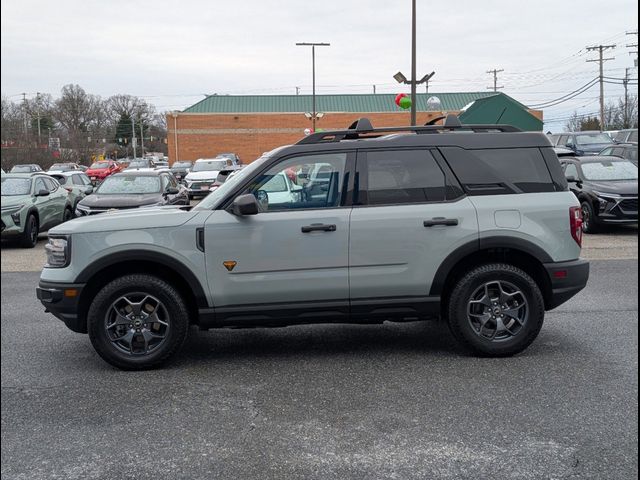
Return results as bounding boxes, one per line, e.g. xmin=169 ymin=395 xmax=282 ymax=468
xmin=440 ymin=147 xmax=557 ymax=195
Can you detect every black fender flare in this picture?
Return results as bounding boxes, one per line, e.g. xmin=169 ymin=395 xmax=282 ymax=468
xmin=76 ymin=249 xmax=209 ymax=308
xmin=429 ymin=236 xmax=553 ymax=296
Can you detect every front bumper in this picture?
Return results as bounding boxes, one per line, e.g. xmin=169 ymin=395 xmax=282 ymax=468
xmin=0 ymin=211 xmax=26 ymax=237
xmin=36 ymin=281 xmax=87 ymax=333
xmin=544 ymin=259 xmax=590 ymax=310
xmin=595 ymin=197 xmax=638 ymax=224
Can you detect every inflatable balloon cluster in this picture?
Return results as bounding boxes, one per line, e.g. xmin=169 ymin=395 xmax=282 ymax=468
xmin=395 ymin=93 xmax=412 ymax=110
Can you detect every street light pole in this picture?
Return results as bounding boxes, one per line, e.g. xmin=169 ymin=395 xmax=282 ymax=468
xmin=296 ymin=42 xmax=330 ymax=131
xmin=410 ymin=0 xmax=417 ymax=126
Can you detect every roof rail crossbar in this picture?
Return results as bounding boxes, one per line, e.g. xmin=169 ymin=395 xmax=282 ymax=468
xmin=296 ymin=115 xmax=521 ymax=145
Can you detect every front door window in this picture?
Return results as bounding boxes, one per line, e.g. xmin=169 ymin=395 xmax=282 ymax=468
xmin=242 ymin=153 xmax=347 ymax=212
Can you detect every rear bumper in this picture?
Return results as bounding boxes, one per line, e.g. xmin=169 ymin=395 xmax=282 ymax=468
xmin=36 ymin=281 xmax=87 ymax=333
xmin=544 ymin=259 xmax=590 ymax=310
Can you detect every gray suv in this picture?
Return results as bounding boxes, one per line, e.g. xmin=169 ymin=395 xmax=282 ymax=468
xmin=37 ymin=115 xmax=589 ymax=369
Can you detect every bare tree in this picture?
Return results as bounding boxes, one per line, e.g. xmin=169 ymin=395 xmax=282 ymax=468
xmin=54 ymin=84 xmax=106 ymax=163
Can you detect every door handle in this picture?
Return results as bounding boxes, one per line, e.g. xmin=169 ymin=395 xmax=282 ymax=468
xmin=301 ymin=223 xmax=337 ymax=233
xmin=424 ymin=217 xmax=459 ymax=227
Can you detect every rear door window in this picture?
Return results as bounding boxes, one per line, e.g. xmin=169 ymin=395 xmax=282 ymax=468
xmin=362 ymin=149 xmax=446 ymax=205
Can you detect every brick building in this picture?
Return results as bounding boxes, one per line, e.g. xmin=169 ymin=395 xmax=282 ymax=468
xmin=167 ymin=93 xmax=542 ymax=164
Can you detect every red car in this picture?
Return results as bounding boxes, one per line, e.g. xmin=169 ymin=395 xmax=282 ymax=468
xmin=85 ymin=160 xmax=121 ymax=184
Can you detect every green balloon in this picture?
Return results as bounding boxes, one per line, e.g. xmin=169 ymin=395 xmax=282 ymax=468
xmin=399 ymin=97 xmax=412 ymax=109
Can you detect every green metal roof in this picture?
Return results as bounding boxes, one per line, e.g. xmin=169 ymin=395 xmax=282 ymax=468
xmin=183 ymin=92 xmax=516 ymax=114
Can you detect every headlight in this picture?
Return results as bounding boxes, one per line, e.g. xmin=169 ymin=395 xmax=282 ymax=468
xmin=593 ymin=191 xmax=621 ymax=212
xmin=44 ymin=236 xmax=70 ymax=268
xmin=1 ymin=205 xmax=23 ymax=215
xmin=75 ymin=204 xmax=90 ymax=216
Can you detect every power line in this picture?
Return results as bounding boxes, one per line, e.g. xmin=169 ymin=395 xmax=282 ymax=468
xmin=528 ymin=78 xmax=599 ymax=108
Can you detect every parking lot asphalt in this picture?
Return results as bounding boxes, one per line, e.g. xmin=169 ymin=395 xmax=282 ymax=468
xmin=1 ymin=260 xmax=637 ymax=480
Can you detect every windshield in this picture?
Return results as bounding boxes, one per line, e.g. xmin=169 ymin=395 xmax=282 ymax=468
xmin=96 ymin=176 xmax=160 ymax=194
xmin=90 ymin=162 xmax=110 ymax=169
xmin=192 ymin=160 xmax=227 ymax=172
xmin=172 ymin=162 xmax=192 ymax=169
xmin=575 ymin=133 xmax=613 ymax=145
xmin=10 ymin=165 xmax=35 ymax=173
xmin=1 ymin=177 xmax=31 ymax=196
xmin=50 ymin=163 xmax=73 ymax=171
xmin=582 ymin=161 xmax=638 ymax=181
xmin=127 ymin=160 xmax=151 ymax=168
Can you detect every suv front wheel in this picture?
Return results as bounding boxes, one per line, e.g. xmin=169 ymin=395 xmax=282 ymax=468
xmin=88 ymin=274 xmax=189 ymax=370
xmin=447 ymin=263 xmax=545 ymax=357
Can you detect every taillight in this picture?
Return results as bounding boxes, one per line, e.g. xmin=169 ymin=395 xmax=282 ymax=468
xmin=570 ymin=206 xmax=583 ymax=247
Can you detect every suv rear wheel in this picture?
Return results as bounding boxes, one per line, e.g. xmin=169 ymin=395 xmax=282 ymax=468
xmin=447 ymin=263 xmax=544 ymax=357
xmin=88 ymin=274 xmax=189 ymax=370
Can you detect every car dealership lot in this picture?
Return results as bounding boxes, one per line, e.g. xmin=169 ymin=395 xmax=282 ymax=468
xmin=1 ymin=236 xmax=638 ymax=479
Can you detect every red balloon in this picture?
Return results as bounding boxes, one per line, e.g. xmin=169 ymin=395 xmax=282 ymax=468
xmin=395 ymin=93 xmax=407 ymax=106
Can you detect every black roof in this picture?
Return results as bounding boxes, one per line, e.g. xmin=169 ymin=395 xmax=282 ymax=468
xmin=279 ymin=115 xmax=552 ymax=157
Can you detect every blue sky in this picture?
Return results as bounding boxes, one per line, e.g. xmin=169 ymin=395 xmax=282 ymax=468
xmin=1 ymin=0 xmax=637 ymax=132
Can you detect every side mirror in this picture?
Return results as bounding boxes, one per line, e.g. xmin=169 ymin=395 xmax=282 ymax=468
xmin=84 ymin=186 xmax=94 ymax=195
xmin=231 ymin=194 xmax=259 ymax=216
xmin=165 ymin=187 xmax=179 ymax=195
xmin=565 ymin=176 xmax=577 ymax=183
xmin=36 ymin=189 xmax=50 ymax=197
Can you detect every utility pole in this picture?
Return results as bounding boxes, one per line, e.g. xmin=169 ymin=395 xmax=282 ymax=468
xmin=373 ymin=84 xmax=376 ymax=94
xmin=410 ymin=0 xmax=417 ymax=125
xmin=486 ymin=69 xmax=504 ymax=92
xmin=295 ymin=86 xmax=300 ymax=95
xmin=35 ymin=92 xmax=42 ymax=143
xmin=623 ymin=68 xmax=630 ymax=128
xmin=140 ymin=120 xmax=145 ymax=156
xmin=627 ymin=30 xmax=638 ymax=67
xmin=21 ymin=93 xmax=28 ymax=136
xmin=296 ymin=42 xmax=330 ymax=131
xmin=586 ymin=44 xmax=616 ymax=131
xmin=131 ymin=116 xmax=137 ymax=159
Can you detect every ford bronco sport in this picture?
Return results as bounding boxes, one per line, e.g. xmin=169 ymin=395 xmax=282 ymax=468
xmin=37 ymin=115 xmax=589 ymax=369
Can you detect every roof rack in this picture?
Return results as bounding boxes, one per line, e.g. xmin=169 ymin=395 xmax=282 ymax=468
xmin=296 ymin=114 xmax=521 ymax=145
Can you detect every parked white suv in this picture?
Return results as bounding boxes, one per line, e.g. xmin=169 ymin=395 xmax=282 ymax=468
xmin=37 ymin=116 xmax=589 ymax=369
xmin=184 ymin=158 xmax=230 ymax=198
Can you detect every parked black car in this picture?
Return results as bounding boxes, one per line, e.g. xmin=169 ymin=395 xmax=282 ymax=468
xmin=599 ymin=143 xmax=638 ymax=166
xmin=75 ymin=170 xmax=189 ymax=216
xmin=556 ymin=131 xmax=614 ymax=156
xmin=170 ymin=161 xmax=193 ymax=182
xmin=560 ymin=156 xmax=638 ymax=232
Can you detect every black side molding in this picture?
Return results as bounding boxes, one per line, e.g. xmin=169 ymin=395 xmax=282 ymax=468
xmin=196 ymin=228 xmax=205 ymax=252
